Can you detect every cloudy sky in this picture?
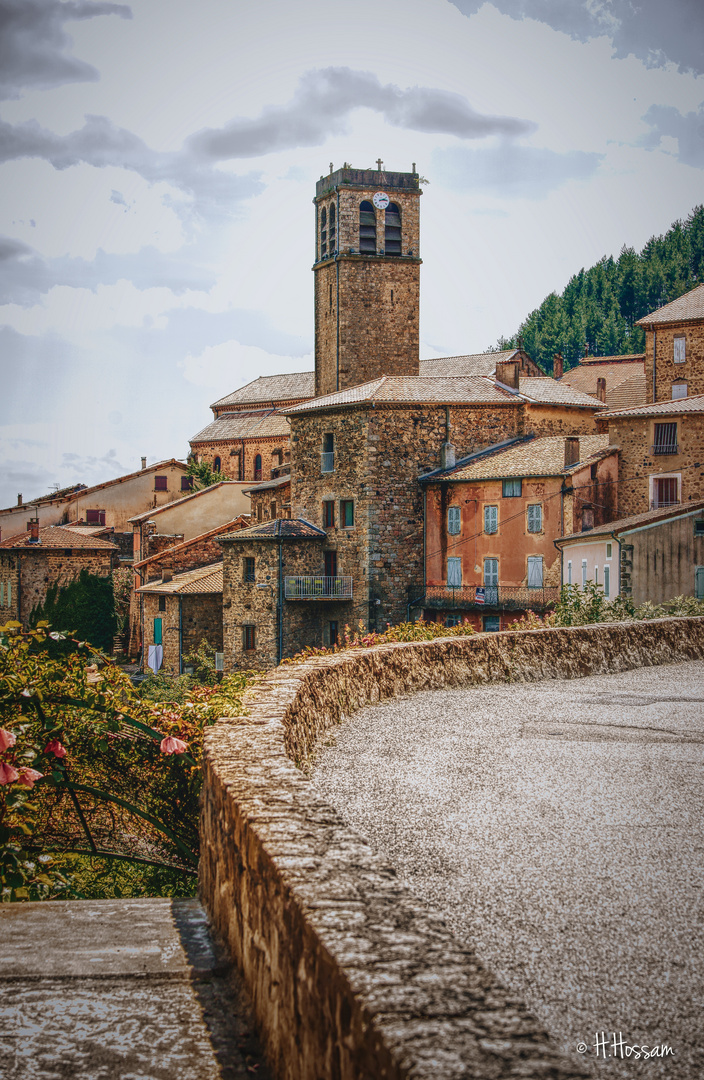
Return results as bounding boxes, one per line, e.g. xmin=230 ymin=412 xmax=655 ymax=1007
xmin=1 ymin=0 xmax=703 ymax=506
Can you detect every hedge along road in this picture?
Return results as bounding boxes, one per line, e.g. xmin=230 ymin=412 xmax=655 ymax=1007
xmin=310 ymin=659 xmax=704 ymax=1080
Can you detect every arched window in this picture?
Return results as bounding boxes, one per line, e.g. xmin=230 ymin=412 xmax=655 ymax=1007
xmin=385 ymin=203 xmax=401 ymax=255
xmin=254 ymin=454 xmax=262 ymax=481
xmin=359 ymin=201 xmax=376 ymax=253
xmin=320 ymin=207 xmax=327 ymax=259
xmin=328 ymin=203 xmax=336 ymax=253
xmin=213 ymin=456 xmax=221 ymax=473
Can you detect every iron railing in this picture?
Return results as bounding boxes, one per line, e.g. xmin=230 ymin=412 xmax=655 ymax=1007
xmin=423 ymin=584 xmax=560 ymax=611
xmin=284 ymin=575 xmax=353 ymax=600
xmin=650 ymin=499 xmax=680 ymax=510
xmin=652 ymin=442 xmax=678 ymax=455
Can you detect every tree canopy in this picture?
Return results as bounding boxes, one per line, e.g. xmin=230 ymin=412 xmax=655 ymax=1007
xmin=494 ymin=205 xmax=704 ymax=375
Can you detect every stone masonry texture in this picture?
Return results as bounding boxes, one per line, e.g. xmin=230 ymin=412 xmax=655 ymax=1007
xmin=607 ymin=411 xmax=704 ymax=517
xmin=645 ymin=319 xmax=704 ymax=403
xmin=200 ymin=617 xmax=704 ymax=1080
xmin=0 ymin=549 xmax=116 ymax=626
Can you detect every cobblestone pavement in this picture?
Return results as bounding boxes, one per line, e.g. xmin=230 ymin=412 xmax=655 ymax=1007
xmin=310 ymin=660 xmax=704 ymax=1079
xmin=0 ymin=898 xmax=271 ymax=1080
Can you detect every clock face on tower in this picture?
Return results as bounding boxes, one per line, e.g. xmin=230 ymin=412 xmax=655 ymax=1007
xmin=372 ymin=191 xmax=390 ymax=209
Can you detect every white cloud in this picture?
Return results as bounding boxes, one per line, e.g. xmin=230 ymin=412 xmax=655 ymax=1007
xmin=180 ymin=340 xmax=313 ymax=392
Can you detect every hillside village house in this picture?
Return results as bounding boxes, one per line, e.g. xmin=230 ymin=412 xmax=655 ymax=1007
xmin=418 ymin=434 xmax=618 ymax=632
xmin=555 ymin=500 xmax=704 ymax=605
xmin=244 ymin=474 xmax=291 ymax=522
xmin=637 ymin=282 xmax=704 ymax=403
xmin=556 ymin=352 xmax=646 ymax=410
xmin=597 ymin=395 xmax=704 ymax=517
xmin=137 ymin=563 xmax=223 ymax=676
xmin=0 ymin=525 xmax=119 ymax=628
xmin=0 ymin=459 xmax=188 ymax=544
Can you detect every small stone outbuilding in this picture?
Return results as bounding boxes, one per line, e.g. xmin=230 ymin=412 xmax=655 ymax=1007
xmin=137 ymin=563 xmax=223 ymax=675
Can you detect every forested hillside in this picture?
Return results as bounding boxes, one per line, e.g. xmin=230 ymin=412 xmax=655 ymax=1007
xmin=495 ymin=206 xmax=704 ymax=374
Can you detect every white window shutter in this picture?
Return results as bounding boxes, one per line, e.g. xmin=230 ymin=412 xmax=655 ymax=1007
xmin=447 ymin=557 xmax=462 ymax=587
xmin=527 ymin=556 xmax=543 ymax=587
xmin=448 ymin=506 xmax=461 ymax=535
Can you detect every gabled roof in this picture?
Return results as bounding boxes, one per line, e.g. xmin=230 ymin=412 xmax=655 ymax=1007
xmin=190 ymin=410 xmax=290 ymax=443
xmin=556 ymin=499 xmax=704 ymax=544
xmin=559 ymin=356 xmax=646 ymax=410
xmin=218 ymin=518 xmax=325 ymax=541
xmin=210 ymin=372 xmax=315 ymax=411
xmin=133 ymin=516 xmax=250 ymax=570
xmin=601 ymin=393 xmax=704 ymax=419
xmin=0 ymin=526 xmax=118 ymax=551
xmin=0 ymin=460 xmax=188 ymax=516
xmin=136 ymin=563 xmax=223 ymax=595
xmin=517 ymin=377 xmax=605 ymax=408
xmin=420 ymin=434 xmax=613 ymax=483
xmin=128 ymin=480 xmax=247 ymax=525
xmin=636 ymin=283 xmax=704 ymax=326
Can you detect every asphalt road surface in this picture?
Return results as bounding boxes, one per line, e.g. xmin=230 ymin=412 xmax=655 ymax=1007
xmin=310 ymin=660 xmax=704 ymax=1079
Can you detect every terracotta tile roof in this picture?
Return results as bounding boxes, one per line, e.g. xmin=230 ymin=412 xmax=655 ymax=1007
xmin=517 ymin=377 xmax=605 ymax=407
xmin=62 ymin=524 xmax=113 ymax=537
xmin=284 ymin=376 xmax=520 ymax=413
xmin=133 ymin=516 xmax=250 ymax=570
xmin=190 ymin=410 xmax=291 ymax=442
xmin=418 ymin=350 xmax=518 ymax=377
xmin=0 ymin=526 xmax=118 ymax=550
xmin=559 ymin=356 xmax=646 ymax=409
xmin=137 ymin=563 xmax=223 ymax=595
xmin=128 ymin=481 xmax=248 ymax=524
xmin=219 ymin=518 xmax=325 ymax=541
xmin=210 ymin=372 xmax=315 ymax=410
xmin=601 ymin=393 xmax=704 ymax=419
xmin=1 ymin=460 xmax=188 ymax=515
xmin=426 ymin=435 xmax=613 ymax=482
xmin=243 ymin=474 xmax=292 ymax=494
xmin=556 ymin=499 xmax=704 ymax=543
xmin=636 ymin=284 xmax=704 ymax=326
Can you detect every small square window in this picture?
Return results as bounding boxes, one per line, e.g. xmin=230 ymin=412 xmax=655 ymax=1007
xmin=695 ymin=520 xmax=704 ymax=537
xmin=243 ymin=557 xmax=255 ymax=583
xmin=341 ymin=499 xmax=354 ymax=528
xmin=243 ymin=625 xmax=256 ymax=651
xmin=323 ymin=500 xmax=335 ymax=528
xmin=502 ymin=478 xmax=522 ymax=498
xmin=447 ymin=506 xmax=461 ymax=535
xmin=483 ymin=615 xmax=500 ymax=633
xmin=527 ymin=504 xmax=542 ymax=533
xmin=672 ymin=383 xmax=688 ymax=400
xmin=484 ymin=505 xmax=498 ymax=534
xmin=181 ymin=476 xmax=193 ymax=491
xmin=155 ymin=476 xmax=167 ymax=491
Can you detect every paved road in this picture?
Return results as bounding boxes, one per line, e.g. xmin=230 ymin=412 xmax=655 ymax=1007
xmin=0 ymin=898 xmax=270 ymax=1080
xmin=311 ymin=660 xmax=704 ymax=1079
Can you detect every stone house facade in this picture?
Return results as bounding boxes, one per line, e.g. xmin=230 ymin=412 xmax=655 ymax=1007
xmin=244 ymin=475 xmax=291 ymax=523
xmin=188 ymin=411 xmax=291 ymax=484
xmin=598 ymin=395 xmax=704 ymax=517
xmin=419 ymin=434 xmax=618 ymax=632
xmin=134 ymin=516 xmax=249 ymax=585
xmin=555 ymin=500 xmax=704 ymax=605
xmin=637 ymin=283 xmax=704 ymax=403
xmin=219 ymin=519 xmax=331 ymax=671
xmin=137 ymin=564 xmax=223 ymax=676
xmin=0 ymin=526 xmax=119 ymax=628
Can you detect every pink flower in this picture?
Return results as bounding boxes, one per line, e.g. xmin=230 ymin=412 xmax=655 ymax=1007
xmin=17 ymin=768 xmax=43 ymax=789
xmin=0 ymin=728 xmax=16 ymax=752
xmin=44 ymin=739 xmax=67 ymax=758
xmin=160 ymin=736 xmax=188 ymax=755
xmin=0 ymin=763 xmax=19 ymax=785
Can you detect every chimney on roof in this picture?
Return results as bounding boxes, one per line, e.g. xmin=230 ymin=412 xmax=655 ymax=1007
xmin=162 ymin=568 xmax=173 ymax=583
xmin=596 ymin=377 xmax=606 ymax=403
xmin=29 ymin=519 xmax=40 ymax=543
xmin=581 ymin=503 xmax=595 ymax=532
xmin=495 ymin=360 xmax=520 ymax=390
xmin=141 ymin=456 xmax=147 ymax=470
xmin=17 ymin=494 xmax=22 ymax=506
xmin=564 ymin=436 xmax=580 ymax=469
xmin=553 ymin=352 xmax=564 ymax=380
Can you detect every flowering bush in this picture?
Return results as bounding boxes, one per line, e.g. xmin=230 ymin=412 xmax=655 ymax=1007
xmin=282 ymin=618 xmax=475 ymax=664
xmin=0 ymin=621 xmax=257 ymax=901
xmin=507 ymin=584 xmax=704 ymax=631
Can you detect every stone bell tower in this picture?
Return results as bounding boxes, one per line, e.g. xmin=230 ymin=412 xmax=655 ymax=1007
xmin=313 ymin=163 xmax=422 ymax=397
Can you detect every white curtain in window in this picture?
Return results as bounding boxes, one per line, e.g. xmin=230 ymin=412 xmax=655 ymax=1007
xmin=447 ymin=557 xmax=462 ymax=587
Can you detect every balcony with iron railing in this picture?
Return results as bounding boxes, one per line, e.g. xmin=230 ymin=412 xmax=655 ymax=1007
xmin=650 ymin=499 xmax=680 ymax=510
xmin=652 ymin=441 xmax=678 ymax=456
xmin=423 ymin=584 xmax=560 ymax=612
xmin=284 ymin=575 xmax=353 ymax=600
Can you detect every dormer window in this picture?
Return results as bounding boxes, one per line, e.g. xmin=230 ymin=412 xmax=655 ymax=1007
xmin=359 ymin=201 xmax=376 ymax=253
xmin=320 ymin=207 xmax=327 ymax=259
xmin=329 ymin=203 xmax=336 ymax=253
xmin=385 ymin=202 xmax=401 ymax=255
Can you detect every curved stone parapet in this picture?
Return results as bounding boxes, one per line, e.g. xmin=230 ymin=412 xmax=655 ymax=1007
xmin=200 ymin=619 xmax=704 ymax=1079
